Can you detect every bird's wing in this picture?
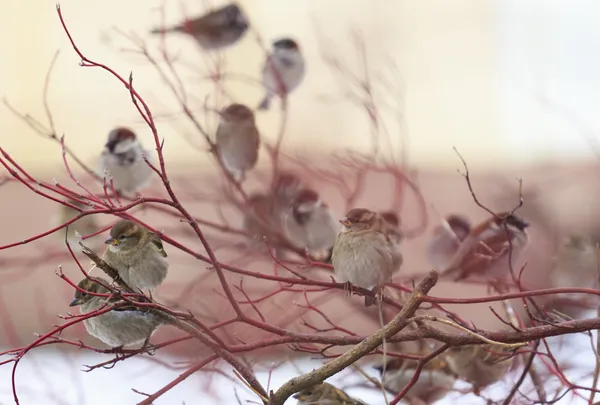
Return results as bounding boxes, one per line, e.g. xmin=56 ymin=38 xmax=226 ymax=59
xmin=148 ymin=233 xmax=168 ymax=258
xmin=446 ymin=231 xmax=513 ymax=280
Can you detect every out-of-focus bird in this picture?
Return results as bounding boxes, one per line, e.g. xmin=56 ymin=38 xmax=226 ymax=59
xmin=215 ymin=103 xmax=260 ymax=183
xmin=426 ymin=214 xmax=471 ymax=271
xmin=258 ymin=38 xmax=305 ymax=110
xmin=375 ymin=354 xmax=456 ymax=404
xmin=97 ymin=127 xmax=154 ymax=196
xmin=53 ymin=200 xmax=98 ymax=248
xmin=379 ymin=211 xmax=403 ymax=245
xmin=283 ymin=189 xmax=340 ymax=260
xmin=69 ymin=277 xmax=162 ymax=348
xmin=149 ymin=3 xmax=249 ymax=50
xmin=293 ymin=382 xmax=367 ymax=405
xmin=243 ymin=193 xmax=279 ymax=242
xmin=445 ymin=344 xmax=514 ymax=393
xmin=103 ymin=220 xmax=169 ymax=293
xmin=332 ymin=208 xmax=403 ymax=306
xmin=440 ymin=212 xmax=529 ymax=282
xmin=545 ymin=235 xmax=599 ymax=318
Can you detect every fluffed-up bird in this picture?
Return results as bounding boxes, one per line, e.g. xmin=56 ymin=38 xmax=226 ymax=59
xmin=69 ymin=277 xmax=162 ymax=348
xmin=426 ymin=214 xmax=471 ymax=271
xmin=375 ymin=354 xmax=456 ymax=404
xmin=332 ymin=208 xmax=403 ymax=306
xmin=215 ymin=103 xmax=260 ymax=182
xmin=150 ymin=3 xmax=249 ymax=50
xmin=445 ymin=344 xmax=515 ymax=393
xmin=97 ymin=127 xmax=154 ymax=196
xmin=283 ymin=188 xmax=340 ymax=260
xmin=103 ymin=220 xmax=169 ymax=293
xmin=258 ymin=38 xmax=306 ymax=110
xmin=293 ymin=382 xmax=367 ymax=405
xmin=439 ymin=212 xmax=529 ymax=283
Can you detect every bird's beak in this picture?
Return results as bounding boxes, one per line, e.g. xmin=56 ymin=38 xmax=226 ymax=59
xmin=104 ymin=236 xmax=119 ymax=245
xmin=69 ymin=297 xmax=82 ymax=307
xmin=339 ymin=217 xmax=351 ymax=227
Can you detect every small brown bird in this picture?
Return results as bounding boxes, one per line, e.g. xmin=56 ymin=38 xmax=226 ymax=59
xmin=545 ymin=235 xmax=599 ymax=318
xmin=426 ymin=214 xmax=471 ymax=271
xmin=259 ymin=38 xmax=306 ymax=110
xmin=69 ymin=278 xmax=162 ymax=348
xmin=445 ymin=344 xmax=515 ymax=392
xmin=283 ymin=189 xmax=340 ymax=260
xmin=332 ymin=208 xmax=403 ymax=306
xmin=150 ymin=3 xmax=249 ymax=50
xmin=440 ymin=212 xmax=529 ymax=282
xmin=293 ymin=382 xmax=367 ymax=405
xmin=103 ymin=220 xmax=169 ymax=293
xmin=97 ymin=127 xmax=154 ymax=195
xmin=375 ymin=355 xmax=456 ymax=404
xmin=215 ymin=103 xmax=260 ymax=183
xmin=53 ymin=200 xmax=98 ymax=248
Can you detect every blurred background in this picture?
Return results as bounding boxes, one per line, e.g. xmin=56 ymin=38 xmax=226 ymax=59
xmin=1 ymin=0 xmax=600 ymax=404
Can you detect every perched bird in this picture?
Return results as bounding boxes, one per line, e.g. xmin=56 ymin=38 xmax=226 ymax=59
xmin=150 ymin=3 xmax=249 ymax=50
xmin=282 ymin=189 xmax=340 ymax=260
xmin=103 ymin=220 xmax=169 ymax=293
xmin=440 ymin=212 xmax=529 ymax=282
xmin=332 ymin=208 xmax=403 ymax=306
xmin=293 ymin=382 xmax=367 ymax=405
xmin=445 ymin=344 xmax=514 ymax=393
xmin=258 ymin=38 xmax=306 ymax=110
xmin=215 ymin=103 xmax=260 ymax=182
xmin=545 ymin=235 xmax=599 ymax=318
xmin=375 ymin=354 xmax=456 ymax=404
xmin=97 ymin=127 xmax=154 ymax=196
xmin=426 ymin=214 xmax=471 ymax=271
xmin=53 ymin=200 xmax=98 ymax=248
xmin=69 ymin=277 xmax=162 ymax=348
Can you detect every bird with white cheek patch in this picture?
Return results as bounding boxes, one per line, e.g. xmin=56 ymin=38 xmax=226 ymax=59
xmin=293 ymin=382 xmax=367 ymax=405
xmin=427 ymin=214 xmax=471 ymax=271
xmin=215 ymin=103 xmax=260 ymax=183
xmin=150 ymin=3 xmax=249 ymax=51
xmin=258 ymin=38 xmax=306 ymax=110
xmin=283 ymin=188 xmax=340 ymax=261
xmin=69 ymin=277 xmax=162 ymax=349
xmin=332 ymin=208 xmax=403 ymax=306
xmin=440 ymin=212 xmax=529 ymax=283
xmin=97 ymin=127 xmax=154 ymax=196
xmin=103 ymin=220 xmax=169 ymax=294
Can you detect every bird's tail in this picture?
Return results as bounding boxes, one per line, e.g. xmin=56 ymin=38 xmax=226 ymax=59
xmin=257 ymin=95 xmax=271 ymax=110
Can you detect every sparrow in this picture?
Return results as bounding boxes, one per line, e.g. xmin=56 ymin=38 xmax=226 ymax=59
xmin=69 ymin=277 xmax=161 ymax=348
xmin=215 ymin=103 xmax=260 ymax=182
xmin=375 ymin=355 xmax=456 ymax=404
xmin=150 ymin=3 xmax=249 ymax=50
xmin=293 ymin=382 xmax=367 ymax=405
xmin=426 ymin=214 xmax=471 ymax=271
xmin=445 ymin=344 xmax=514 ymax=392
xmin=103 ymin=220 xmax=169 ymax=293
xmin=258 ymin=38 xmax=306 ymax=110
xmin=440 ymin=212 xmax=529 ymax=282
xmin=545 ymin=235 xmax=599 ymax=318
xmin=54 ymin=200 xmax=98 ymax=247
xmin=97 ymin=127 xmax=154 ymax=195
xmin=332 ymin=208 xmax=403 ymax=306
xmin=282 ymin=188 xmax=340 ymax=260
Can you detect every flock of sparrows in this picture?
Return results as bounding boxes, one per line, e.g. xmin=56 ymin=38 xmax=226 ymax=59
xmin=51 ymin=2 xmax=600 ymax=403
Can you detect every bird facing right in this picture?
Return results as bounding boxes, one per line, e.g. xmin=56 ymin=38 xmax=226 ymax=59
xmin=69 ymin=277 xmax=162 ymax=348
xmin=332 ymin=208 xmax=403 ymax=306
xmin=102 ymin=220 xmax=169 ymax=293
xmin=149 ymin=3 xmax=249 ymax=50
xmin=215 ymin=103 xmax=260 ymax=183
xmin=293 ymin=382 xmax=367 ymax=405
xmin=258 ymin=38 xmax=306 ymax=110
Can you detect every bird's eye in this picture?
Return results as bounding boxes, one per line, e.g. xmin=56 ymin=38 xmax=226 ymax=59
xmin=119 ymin=234 xmax=128 ymax=240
